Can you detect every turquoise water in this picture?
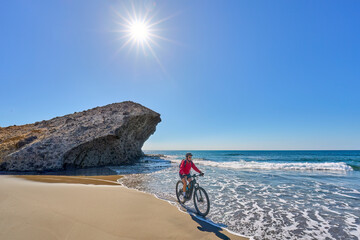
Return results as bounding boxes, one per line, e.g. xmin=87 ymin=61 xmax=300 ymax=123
xmin=113 ymin=150 xmax=360 ymax=240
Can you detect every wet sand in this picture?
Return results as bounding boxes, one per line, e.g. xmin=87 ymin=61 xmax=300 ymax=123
xmin=0 ymin=175 xmax=248 ymax=240
xmin=16 ymin=174 xmax=123 ymax=185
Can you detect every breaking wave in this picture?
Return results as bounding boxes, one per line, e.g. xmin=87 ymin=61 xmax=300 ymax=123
xmin=166 ymin=157 xmax=353 ymax=171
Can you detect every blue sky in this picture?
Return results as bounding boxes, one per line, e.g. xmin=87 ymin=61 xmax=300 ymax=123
xmin=1 ymin=0 xmax=359 ymax=150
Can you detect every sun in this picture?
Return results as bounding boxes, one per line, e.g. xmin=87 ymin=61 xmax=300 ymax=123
xmin=113 ymin=8 xmax=163 ymax=53
xmin=129 ymin=21 xmax=149 ymax=42
xmin=112 ymin=4 xmax=176 ymax=71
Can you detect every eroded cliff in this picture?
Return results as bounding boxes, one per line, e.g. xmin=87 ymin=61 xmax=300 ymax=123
xmin=0 ymin=101 xmax=161 ymax=172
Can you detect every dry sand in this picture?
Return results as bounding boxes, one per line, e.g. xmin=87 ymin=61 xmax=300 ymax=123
xmin=0 ymin=175 xmax=248 ymax=240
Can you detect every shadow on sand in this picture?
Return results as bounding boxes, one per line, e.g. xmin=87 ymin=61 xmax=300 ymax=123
xmin=190 ymin=215 xmax=231 ymax=240
xmin=179 ymin=204 xmax=231 ymax=240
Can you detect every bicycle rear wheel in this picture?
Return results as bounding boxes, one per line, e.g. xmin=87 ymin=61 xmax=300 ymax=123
xmin=176 ymin=180 xmax=186 ymax=204
xmin=193 ymin=187 xmax=210 ymax=216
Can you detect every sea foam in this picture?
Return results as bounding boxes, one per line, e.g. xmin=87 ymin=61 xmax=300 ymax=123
xmin=166 ymin=157 xmax=353 ymax=171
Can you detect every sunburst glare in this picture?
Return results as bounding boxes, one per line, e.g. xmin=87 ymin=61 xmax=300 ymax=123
xmin=129 ymin=21 xmax=149 ymax=42
xmin=112 ymin=3 xmax=176 ymax=72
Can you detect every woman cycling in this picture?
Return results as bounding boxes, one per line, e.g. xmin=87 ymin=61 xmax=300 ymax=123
xmin=179 ymin=153 xmax=204 ymax=198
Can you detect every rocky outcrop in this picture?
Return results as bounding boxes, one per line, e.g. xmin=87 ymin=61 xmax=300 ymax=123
xmin=0 ymin=101 xmax=161 ymax=172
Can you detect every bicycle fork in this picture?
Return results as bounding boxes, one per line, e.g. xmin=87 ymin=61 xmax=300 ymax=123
xmin=195 ymin=189 xmax=204 ymax=202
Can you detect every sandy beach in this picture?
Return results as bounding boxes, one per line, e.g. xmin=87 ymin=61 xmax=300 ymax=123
xmin=0 ymin=175 xmax=247 ymax=240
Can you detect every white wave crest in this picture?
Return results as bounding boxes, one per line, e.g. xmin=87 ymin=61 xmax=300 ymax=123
xmin=166 ymin=158 xmax=353 ymax=171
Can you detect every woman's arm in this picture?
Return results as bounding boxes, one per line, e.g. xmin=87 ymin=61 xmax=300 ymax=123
xmin=191 ymin=162 xmax=201 ymax=173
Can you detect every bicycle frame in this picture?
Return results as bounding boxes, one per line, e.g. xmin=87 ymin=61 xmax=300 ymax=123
xmin=186 ymin=174 xmax=200 ymax=199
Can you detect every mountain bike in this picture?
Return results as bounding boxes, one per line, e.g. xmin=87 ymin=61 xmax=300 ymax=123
xmin=176 ymin=174 xmax=210 ymax=216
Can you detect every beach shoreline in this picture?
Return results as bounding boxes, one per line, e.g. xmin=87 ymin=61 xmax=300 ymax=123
xmin=0 ymin=175 xmax=248 ymax=240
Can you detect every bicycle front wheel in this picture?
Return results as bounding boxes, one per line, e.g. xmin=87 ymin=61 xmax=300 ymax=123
xmin=193 ymin=187 xmax=210 ymax=216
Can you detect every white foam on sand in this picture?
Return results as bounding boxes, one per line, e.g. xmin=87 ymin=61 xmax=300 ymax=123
xmin=344 ymin=213 xmax=360 ymax=239
xmin=117 ymin=177 xmax=252 ymax=239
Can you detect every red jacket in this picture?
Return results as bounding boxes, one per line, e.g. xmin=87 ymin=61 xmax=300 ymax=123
xmin=179 ymin=159 xmax=201 ymax=175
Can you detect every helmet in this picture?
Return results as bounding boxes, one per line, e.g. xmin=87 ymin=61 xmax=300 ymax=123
xmin=185 ymin=153 xmax=193 ymax=158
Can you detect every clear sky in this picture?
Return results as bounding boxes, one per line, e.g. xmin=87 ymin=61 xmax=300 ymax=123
xmin=1 ymin=0 xmax=359 ymax=150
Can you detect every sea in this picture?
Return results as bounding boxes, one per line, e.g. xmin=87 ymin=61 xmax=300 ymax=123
xmin=109 ymin=150 xmax=360 ymax=240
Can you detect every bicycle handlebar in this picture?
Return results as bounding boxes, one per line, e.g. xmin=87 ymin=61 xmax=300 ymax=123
xmin=192 ymin=173 xmax=204 ymax=178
